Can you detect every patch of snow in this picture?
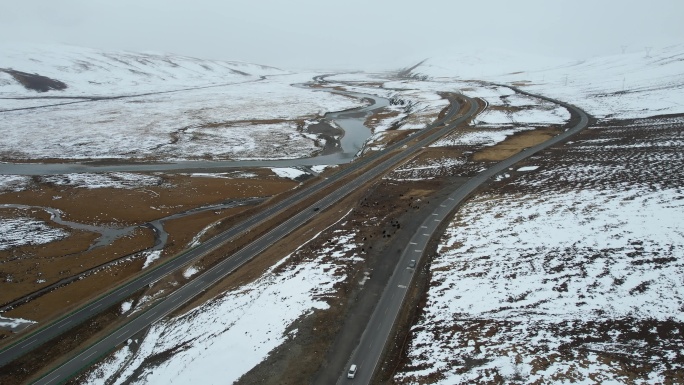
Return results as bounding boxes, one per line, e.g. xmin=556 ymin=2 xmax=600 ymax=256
xmin=188 ymin=172 xmax=257 ymax=179
xmin=270 ymin=167 xmax=308 ymax=180
xmin=0 ymin=216 xmax=69 ymax=250
xmin=516 ymin=166 xmax=539 ymax=172
xmin=310 ymin=165 xmax=336 ymax=173
xmin=431 ymin=130 xmax=513 ymax=147
xmin=182 ymin=266 xmax=200 ymax=279
xmin=41 ymin=173 xmax=166 ymax=189
xmin=120 ymin=301 xmax=132 ymax=314
xmin=83 ymin=345 xmax=133 ymax=385
xmin=141 ymin=250 xmax=162 ymax=269
xmin=473 ymin=105 xmax=569 ymax=125
xmin=187 ymin=222 xmax=217 ymax=248
xmin=0 ymin=174 xmax=31 ymax=192
xmin=0 ymin=315 xmax=36 ymax=332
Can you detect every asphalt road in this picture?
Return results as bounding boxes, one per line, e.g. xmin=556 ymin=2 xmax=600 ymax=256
xmin=16 ymin=94 xmax=478 ymax=384
xmin=338 ymin=87 xmax=590 ymax=385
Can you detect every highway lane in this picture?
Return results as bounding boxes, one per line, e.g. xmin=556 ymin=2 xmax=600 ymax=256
xmin=24 ymin=95 xmax=478 ymax=384
xmin=338 ymin=88 xmax=590 ymax=385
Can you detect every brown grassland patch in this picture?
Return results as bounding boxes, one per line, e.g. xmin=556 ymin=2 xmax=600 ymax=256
xmin=473 ymin=127 xmax=561 ymax=161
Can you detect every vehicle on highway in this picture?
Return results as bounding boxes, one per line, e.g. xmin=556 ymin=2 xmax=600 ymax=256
xmin=347 ymin=364 xmax=357 ymax=379
xmin=409 ymin=259 xmax=416 ymax=268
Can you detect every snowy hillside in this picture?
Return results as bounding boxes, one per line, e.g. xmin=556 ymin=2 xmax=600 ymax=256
xmin=408 ymin=46 xmax=684 ymax=119
xmin=0 ymin=43 xmax=286 ymax=98
xmin=401 ymin=48 xmax=572 ymax=79
xmin=0 ymin=45 xmax=366 ymax=162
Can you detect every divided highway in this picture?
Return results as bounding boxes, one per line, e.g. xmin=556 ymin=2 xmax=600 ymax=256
xmin=0 ymin=91 xmax=392 ymax=369
xmin=338 ymin=87 xmax=590 ymax=384
xmin=13 ymin=94 xmax=479 ymax=384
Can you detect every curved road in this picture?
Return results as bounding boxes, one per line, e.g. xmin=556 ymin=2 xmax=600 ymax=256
xmin=14 ymin=96 xmax=478 ymax=384
xmin=337 ymin=87 xmax=590 ymax=384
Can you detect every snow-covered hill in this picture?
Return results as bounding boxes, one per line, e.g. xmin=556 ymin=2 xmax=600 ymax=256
xmin=401 ymin=48 xmax=572 ymax=79
xmin=0 ymin=43 xmax=286 ymax=97
xmin=407 ymin=46 xmax=684 ymax=119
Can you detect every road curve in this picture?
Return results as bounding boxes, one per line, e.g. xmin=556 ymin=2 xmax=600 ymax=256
xmin=337 ymin=87 xmax=590 ymax=385
xmin=20 ymin=95 xmax=478 ymax=384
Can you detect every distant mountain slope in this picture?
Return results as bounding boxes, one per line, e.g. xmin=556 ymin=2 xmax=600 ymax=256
xmin=401 ymin=48 xmax=573 ymax=79
xmin=405 ymin=46 xmax=684 ymax=118
xmin=0 ymin=43 xmax=286 ymax=97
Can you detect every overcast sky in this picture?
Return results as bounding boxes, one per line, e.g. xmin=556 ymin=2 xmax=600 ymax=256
xmin=1 ymin=0 xmax=681 ymax=70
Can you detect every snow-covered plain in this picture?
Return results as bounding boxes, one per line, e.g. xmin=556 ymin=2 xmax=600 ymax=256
xmin=1 ymin=74 xmax=362 ymax=161
xmin=396 ymin=186 xmax=684 ymax=384
xmin=0 ymin=45 xmax=365 ymax=162
xmin=395 ymin=108 xmax=684 ymax=383
xmin=83 ymin=217 xmax=363 ymax=385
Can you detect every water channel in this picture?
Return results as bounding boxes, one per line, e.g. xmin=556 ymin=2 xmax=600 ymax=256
xmin=0 ymin=89 xmax=389 ymax=176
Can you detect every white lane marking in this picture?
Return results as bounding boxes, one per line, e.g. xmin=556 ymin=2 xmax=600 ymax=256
xmin=414 ymin=249 xmax=421 ymax=252
xmin=431 ymin=213 xmax=438 ymax=216
xmin=398 ymin=285 xmax=407 ymax=289
xmin=92 ymin=303 xmax=102 ymax=310
xmin=449 ymin=198 xmax=455 ymax=200
xmin=440 ymin=204 xmax=446 ymax=207
xmin=409 ymin=242 xmax=417 ymax=245
xmin=82 ymin=350 xmax=97 ymax=362
xmin=115 ymin=330 xmax=129 ymax=339
xmin=57 ymin=321 xmax=71 ymax=329
xmin=423 ymin=233 xmax=430 ymax=236
xmin=421 ymin=226 xmax=427 ymax=228
xmin=17 ymin=339 xmax=33 ymax=349
xmin=44 ymin=374 xmax=61 ymax=385
xmin=434 ymin=219 xmax=440 ymax=222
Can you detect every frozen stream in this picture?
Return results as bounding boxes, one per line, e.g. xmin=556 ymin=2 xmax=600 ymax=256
xmin=0 ymin=198 xmax=265 ymax=315
xmin=0 ymin=198 xmax=264 ymax=251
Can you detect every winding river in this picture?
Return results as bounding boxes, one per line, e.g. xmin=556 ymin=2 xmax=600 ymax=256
xmin=0 ymin=89 xmax=389 ymax=176
xmin=0 ymin=198 xmax=264 ymax=252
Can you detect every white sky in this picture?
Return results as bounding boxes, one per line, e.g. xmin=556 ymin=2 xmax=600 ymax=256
xmin=0 ymin=0 xmax=682 ymax=70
